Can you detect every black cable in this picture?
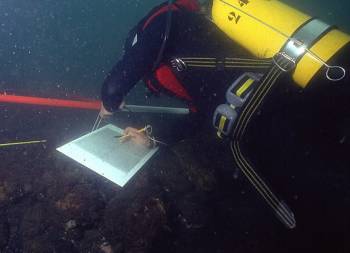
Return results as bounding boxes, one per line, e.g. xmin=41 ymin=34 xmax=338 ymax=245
xmin=152 ymin=0 xmax=174 ymax=71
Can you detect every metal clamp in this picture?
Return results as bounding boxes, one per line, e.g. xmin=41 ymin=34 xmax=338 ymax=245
xmin=272 ymin=52 xmax=296 ymax=72
xmin=171 ymin=58 xmax=187 ymax=72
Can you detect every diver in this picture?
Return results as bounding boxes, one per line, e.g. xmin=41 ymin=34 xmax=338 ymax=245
xmin=98 ymin=0 xmax=350 ymax=231
xmin=98 ymin=0 xmax=267 ymax=145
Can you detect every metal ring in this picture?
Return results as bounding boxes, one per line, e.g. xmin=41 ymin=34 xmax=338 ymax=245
xmin=145 ymin=125 xmax=153 ymax=135
xmin=272 ymin=52 xmax=296 ymax=72
xmin=326 ymin=65 xmax=346 ymax=82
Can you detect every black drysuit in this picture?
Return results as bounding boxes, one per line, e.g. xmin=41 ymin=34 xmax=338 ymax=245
xmin=101 ymin=1 xmax=254 ymax=118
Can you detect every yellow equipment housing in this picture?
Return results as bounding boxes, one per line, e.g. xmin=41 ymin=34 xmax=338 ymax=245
xmin=212 ymin=0 xmax=350 ymax=88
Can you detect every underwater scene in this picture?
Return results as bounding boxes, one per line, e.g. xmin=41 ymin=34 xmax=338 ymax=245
xmin=0 ymin=0 xmax=350 ymax=252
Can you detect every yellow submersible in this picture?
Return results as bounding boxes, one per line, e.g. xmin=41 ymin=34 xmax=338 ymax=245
xmin=212 ymin=0 xmax=350 ymax=87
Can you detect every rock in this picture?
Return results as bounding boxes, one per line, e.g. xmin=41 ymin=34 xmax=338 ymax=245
xmin=55 ymin=192 xmax=81 ymax=212
xmin=23 ymin=237 xmax=53 ymax=253
xmin=0 ymin=179 xmax=32 ymax=206
xmin=23 ymin=237 xmax=78 ymax=253
xmin=0 ymin=182 xmax=8 ymax=204
xmin=55 ymin=184 xmax=105 ymax=226
xmin=100 ymin=242 xmax=114 ymax=253
xmin=65 ymin=220 xmax=77 ymax=231
xmin=0 ymin=218 xmax=9 ymax=250
xmin=104 ymin=194 xmax=168 ymax=253
xmin=79 ymin=229 xmax=106 ymax=252
xmin=170 ymin=141 xmax=217 ymax=193
xmin=21 ymin=203 xmax=51 ymax=239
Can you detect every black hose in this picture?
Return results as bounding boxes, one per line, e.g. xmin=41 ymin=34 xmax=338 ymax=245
xmin=152 ymin=0 xmax=174 ymax=71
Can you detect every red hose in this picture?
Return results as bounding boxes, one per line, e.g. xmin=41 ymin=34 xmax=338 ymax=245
xmin=0 ymin=93 xmax=100 ymax=110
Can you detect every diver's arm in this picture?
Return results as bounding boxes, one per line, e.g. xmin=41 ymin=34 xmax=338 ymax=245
xmin=101 ymin=49 xmax=154 ymax=112
xmin=101 ymin=18 xmax=165 ymax=112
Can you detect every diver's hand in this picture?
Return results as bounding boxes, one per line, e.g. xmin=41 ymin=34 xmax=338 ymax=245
xmin=121 ymin=127 xmax=151 ymax=148
xmin=99 ymin=103 xmax=113 ymax=118
xmin=99 ymin=101 xmax=125 ymax=118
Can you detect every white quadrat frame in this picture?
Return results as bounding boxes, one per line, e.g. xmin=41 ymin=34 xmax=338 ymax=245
xmin=57 ymin=124 xmax=158 ymax=187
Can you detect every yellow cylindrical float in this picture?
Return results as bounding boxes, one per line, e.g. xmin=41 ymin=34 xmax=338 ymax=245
xmin=212 ymin=0 xmax=350 ymax=87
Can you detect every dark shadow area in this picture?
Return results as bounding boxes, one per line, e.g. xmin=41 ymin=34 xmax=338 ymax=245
xmin=0 ymin=96 xmax=349 ymax=252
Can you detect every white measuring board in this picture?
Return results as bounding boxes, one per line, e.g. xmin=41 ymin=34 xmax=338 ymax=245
xmin=57 ymin=124 xmax=158 ymax=187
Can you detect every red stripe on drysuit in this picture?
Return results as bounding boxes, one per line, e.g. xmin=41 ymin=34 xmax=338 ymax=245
xmin=154 ymin=64 xmax=193 ymax=101
xmin=142 ymin=5 xmax=179 ymax=31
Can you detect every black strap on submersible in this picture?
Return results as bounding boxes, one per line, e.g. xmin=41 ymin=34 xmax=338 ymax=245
xmin=171 ymin=56 xmax=273 ymax=72
xmin=230 ymin=61 xmax=297 ymax=229
xmin=229 ymin=18 xmax=333 ymax=229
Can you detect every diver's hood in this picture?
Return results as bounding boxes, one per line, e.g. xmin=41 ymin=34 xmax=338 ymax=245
xmin=175 ymin=0 xmax=200 ymax=12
